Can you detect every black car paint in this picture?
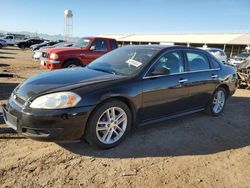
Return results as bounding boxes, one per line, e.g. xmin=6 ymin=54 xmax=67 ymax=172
xmin=2 ymin=46 xmax=237 ymax=141
xmin=17 ymin=39 xmax=45 ymax=48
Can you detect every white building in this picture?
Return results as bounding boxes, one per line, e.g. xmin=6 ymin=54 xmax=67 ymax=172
xmin=99 ymin=33 xmax=250 ymax=58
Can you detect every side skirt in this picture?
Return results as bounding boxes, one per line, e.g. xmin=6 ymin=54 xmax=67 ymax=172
xmin=139 ymin=108 xmax=205 ymax=127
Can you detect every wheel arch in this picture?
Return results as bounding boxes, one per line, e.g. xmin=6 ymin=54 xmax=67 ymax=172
xmin=83 ymin=96 xmax=137 ymax=135
xmin=216 ymin=84 xmax=230 ymax=98
xmin=62 ymin=58 xmax=84 ymax=67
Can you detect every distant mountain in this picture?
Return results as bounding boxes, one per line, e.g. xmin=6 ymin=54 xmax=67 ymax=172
xmin=0 ymin=30 xmax=80 ymax=42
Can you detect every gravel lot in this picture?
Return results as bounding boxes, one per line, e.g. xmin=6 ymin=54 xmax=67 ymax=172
xmin=0 ymin=47 xmax=249 ymax=188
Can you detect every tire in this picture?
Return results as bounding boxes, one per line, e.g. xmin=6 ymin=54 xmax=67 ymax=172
xmin=19 ymin=45 xmax=25 ymax=50
xmin=62 ymin=60 xmax=82 ymax=68
xmin=85 ymin=100 xmax=132 ymax=149
xmin=205 ymin=87 xmax=227 ymax=116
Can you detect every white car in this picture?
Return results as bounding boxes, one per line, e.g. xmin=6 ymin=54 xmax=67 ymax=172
xmin=199 ymin=47 xmax=227 ymax=63
xmin=0 ymin=34 xmax=27 ymax=45
xmin=229 ymin=52 xmax=250 ymax=66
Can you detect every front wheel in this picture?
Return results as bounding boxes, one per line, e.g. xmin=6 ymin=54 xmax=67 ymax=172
xmin=85 ymin=100 xmax=132 ymax=149
xmin=205 ymin=87 xmax=227 ymax=116
xmin=62 ymin=60 xmax=82 ymax=68
xmin=20 ymin=45 xmax=25 ymax=50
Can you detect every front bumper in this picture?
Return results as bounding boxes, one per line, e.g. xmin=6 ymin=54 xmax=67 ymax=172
xmin=41 ymin=59 xmax=61 ymax=70
xmin=2 ymin=100 xmax=93 ymax=142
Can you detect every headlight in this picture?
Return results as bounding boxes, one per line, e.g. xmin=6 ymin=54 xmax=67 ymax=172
xmin=30 ymin=92 xmax=81 ymax=109
xmin=50 ymin=53 xmax=59 ymax=59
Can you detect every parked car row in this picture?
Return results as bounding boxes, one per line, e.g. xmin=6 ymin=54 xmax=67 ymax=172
xmin=35 ymin=36 xmax=230 ymax=71
xmin=17 ymin=39 xmax=46 ymax=49
xmin=30 ymin=40 xmax=65 ymax=51
xmin=32 ymin=42 xmax=73 ymax=61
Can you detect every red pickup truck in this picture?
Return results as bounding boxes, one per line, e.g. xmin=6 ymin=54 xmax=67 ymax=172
xmin=40 ymin=37 xmax=118 ymax=70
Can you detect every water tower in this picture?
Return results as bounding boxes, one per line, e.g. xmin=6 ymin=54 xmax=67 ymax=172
xmin=64 ymin=9 xmax=73 ymax=42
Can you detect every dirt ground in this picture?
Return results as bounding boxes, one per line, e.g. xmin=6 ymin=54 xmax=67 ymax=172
xmin=0 ymin=47 xmax=249 ymax=188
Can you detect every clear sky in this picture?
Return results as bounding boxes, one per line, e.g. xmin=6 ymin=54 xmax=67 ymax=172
xmin=1 ymin=0 xmax=250 ymax=37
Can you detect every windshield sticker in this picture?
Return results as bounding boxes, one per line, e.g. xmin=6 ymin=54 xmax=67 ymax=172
xmin=126 ymin=59 xmax=142 ymax=67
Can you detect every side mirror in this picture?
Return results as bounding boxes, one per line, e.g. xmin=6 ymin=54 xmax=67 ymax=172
xmin=151 ymin=67 xmax=169 ymax=76
xmin=90 ymin=46 xmax=95 ymax=51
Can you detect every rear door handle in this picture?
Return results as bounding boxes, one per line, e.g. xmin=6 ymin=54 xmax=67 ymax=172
xmin=211 ymin=74 xmax=218 ymax=79
xmin=178 ymin=78 xmax=188 ymax=84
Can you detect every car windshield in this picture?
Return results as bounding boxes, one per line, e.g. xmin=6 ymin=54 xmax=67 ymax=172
xmin=87 ymin=46 xmax=161 ymax=76
xmin=73 ymin=38 xmax=91 ymax=48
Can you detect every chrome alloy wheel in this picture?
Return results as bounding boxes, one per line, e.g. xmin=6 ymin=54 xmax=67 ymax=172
xmin=212 ymin=90 xmax=225 ymax=114
xmin=96 ymin=107 xmax=127 ymax=144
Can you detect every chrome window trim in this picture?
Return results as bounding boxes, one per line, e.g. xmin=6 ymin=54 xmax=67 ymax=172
xmin=143 ymin=48 xmax=221 ymax=79
xmin=143 ymin=68 xmax=220 ymax=80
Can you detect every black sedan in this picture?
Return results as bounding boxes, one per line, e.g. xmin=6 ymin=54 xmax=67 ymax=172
xmin=31 ymin=40 xmax=64 ymax=51
xmin=2 ymin=45 xmax=237 ymax=149
xmin=17 ymin=39 xmax=45 ymax=49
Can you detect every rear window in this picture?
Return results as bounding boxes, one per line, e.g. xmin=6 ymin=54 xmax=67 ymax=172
xmin=209 ymin=56 xmax=221 ymax=69
xmin=186 ymin=51 xmax=210 ymax=71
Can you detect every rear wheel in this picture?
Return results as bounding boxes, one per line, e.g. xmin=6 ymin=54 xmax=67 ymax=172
xmin=205 ymin=87 xmax=227 ymax=116
xmin=85 ymin=100 xmax=132 ymax=149
xmin=62 ymin=60 xmax=82 ymax=68
xmin=19 ymin=45 xmax=25 ymax=50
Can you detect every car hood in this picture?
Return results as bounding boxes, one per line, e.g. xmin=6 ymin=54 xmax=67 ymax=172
xmin=45 ymin=47 xmax=82 ymax=54
xmin=15 ymin=67 xmax=125 ymax=100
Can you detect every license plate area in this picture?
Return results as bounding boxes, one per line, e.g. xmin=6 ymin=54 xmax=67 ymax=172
xmin=2 ymin=104 xmax=18 ymax=131
xmin=40 ymin=60 xmax=45 ymax=66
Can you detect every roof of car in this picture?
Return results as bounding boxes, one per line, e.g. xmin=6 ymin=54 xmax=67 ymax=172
xmin=83 ymin=36 xmax=117 ymax=40
xmin=121 ymin=45 xmax=207 ymax=52
xmin=198 ymin=47 xmax=224 ymax=51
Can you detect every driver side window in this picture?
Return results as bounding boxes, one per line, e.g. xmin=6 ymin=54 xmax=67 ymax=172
xmin=150 ymin=50 xmax=184 ymax=76
xmin=91 ymin=39 xmax=108 ymax=51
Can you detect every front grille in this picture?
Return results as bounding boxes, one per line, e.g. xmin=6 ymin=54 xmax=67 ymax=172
xmin=42 ymin=52 xmax=48 ymax=58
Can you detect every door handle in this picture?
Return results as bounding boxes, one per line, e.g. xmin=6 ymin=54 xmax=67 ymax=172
xmin=211 ymin=74 xmax=218 ymax=79
xmin=178 ymin=78 xmax=188 ymax=84
xmin=80 ymin=54 xmax=86 ymax=57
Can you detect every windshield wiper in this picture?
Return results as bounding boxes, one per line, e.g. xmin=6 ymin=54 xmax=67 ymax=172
xmin=87 ymin=66 xmax=117 ymax=75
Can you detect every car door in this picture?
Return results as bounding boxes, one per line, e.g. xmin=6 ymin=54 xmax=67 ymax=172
xmin=9 ymin=36 xmax=14 ymax=45
xmin=140 ymin=50 xmax=191 ymax=122
xmin=83 ymin=39 xmax=109 ymax=64
xmin=27 ymin=40 xmax=33 ymax=47
xmin=183 ymin=49 xmax=220 ymax=108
